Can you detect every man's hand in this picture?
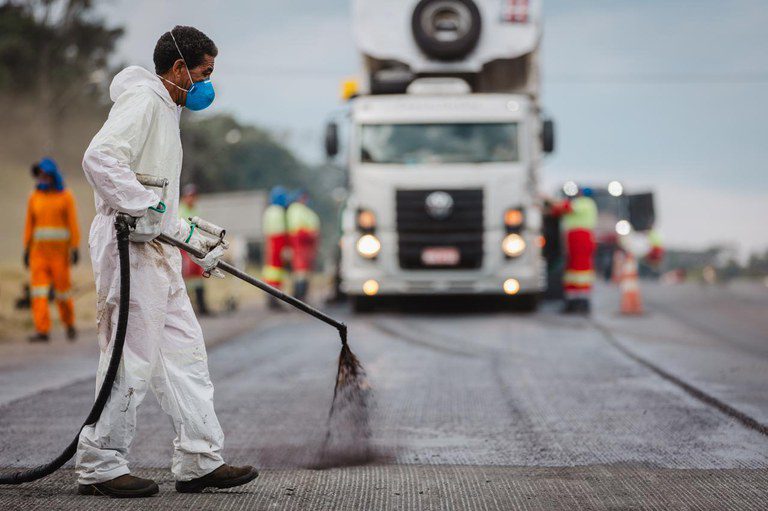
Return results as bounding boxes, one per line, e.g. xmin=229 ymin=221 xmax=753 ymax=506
xmin=129 ymin=202 xmax=166 ymax=242
xmin=193 ymin=243 xmax=227 ymax=279
xmin=188 ymin=228 xmax=228 ymax=279
xmin=71 ymin=248 xmax=80 ymax=265
xmin=23 ymin=249 xmax=29 ymax=269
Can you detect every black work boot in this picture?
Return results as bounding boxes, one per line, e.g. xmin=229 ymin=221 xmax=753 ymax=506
xmin=293 ymin=279 xmax=308 ymax=301
xmin=66 ymin=326 xmax=77 ymax=341
xmin=195 ymin=287 xmax=212 ymax=316
xmin=176 ymin=464 xmax=259 ymax=493
xmin=28 ymin=332 xmax=50 ymax=343
xmin=77 ymin=474 xmax=159 ymax=498
xmin=562 ymin=299 xmax=577 ymax=314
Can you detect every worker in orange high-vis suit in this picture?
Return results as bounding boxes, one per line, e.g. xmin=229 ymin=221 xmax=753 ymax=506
xmin=262 ymin=186 xmax=289 ymax=309
xmin=287 ymin=190 xmax=320 ymax=301
xmin=24 ymin=158 xmax=80 ymax=342
xmin=549 ymin=188 xmax=598 ymax=314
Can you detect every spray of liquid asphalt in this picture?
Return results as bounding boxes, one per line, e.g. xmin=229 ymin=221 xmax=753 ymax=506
xmin=312 ymin=331 xmax=378 ymax=468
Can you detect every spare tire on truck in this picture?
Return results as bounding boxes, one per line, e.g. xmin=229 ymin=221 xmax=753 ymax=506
xmin=411 ymin=0 xmax=482 ymax=61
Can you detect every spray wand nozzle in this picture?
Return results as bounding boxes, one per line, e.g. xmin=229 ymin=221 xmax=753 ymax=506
xmin=156 ymin=229 xmax=347 ymax=344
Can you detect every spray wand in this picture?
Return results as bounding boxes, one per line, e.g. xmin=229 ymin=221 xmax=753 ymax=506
xmin=157 ymin=225 xmax=347 ymax=345
xmin=127 ymin=172 xmax=346 ymax=344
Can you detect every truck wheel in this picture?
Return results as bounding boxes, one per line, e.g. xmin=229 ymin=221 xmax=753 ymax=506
xmin=509 ymin=294 xmax=540 ymax=312
xmin=411 ymin=0 xmax=482 ymax=61
xmin=351 ymin=295 xmax=375 ymax=313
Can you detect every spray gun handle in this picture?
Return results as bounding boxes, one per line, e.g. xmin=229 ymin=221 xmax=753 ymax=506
xmin=190 ymin=216 xmax=226 ymax=240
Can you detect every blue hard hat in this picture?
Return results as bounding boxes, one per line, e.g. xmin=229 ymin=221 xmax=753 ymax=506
xmin=287 ymin=188 xmax=309 ymax=205
xmin=269 ymin=186 xmax=288 ymax=207
xmin=35 ymin=157 xmax=65 ymax=191
xmin=581 ymin=187 xmax=594 ymax=197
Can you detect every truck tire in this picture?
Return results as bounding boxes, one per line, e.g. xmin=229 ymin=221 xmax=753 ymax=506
xmin=516 ymin=293 xmax=540 ymax=312
xmin=411 ymin=0 xmax=482 ymax=61
xmin=351 ymin=295 xmax=375 ymax=313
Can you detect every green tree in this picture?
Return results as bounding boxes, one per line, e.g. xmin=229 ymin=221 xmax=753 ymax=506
xmin=0 ymin=0 xmax=123 ymax=150
xmin=181 ymin=114 xmax=346 ymax=260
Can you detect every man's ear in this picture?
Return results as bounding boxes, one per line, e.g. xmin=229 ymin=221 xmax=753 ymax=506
xmin=172 ymin=58 xmax=186 ymax=76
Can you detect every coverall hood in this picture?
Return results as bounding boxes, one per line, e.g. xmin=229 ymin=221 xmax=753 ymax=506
xmin=36 ymin=157 xmax=65 ymax=191
xmin=109 ymin=66 xmax=177 ymax=109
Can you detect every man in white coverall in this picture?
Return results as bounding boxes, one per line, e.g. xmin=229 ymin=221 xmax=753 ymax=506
xmin=76 ymin=26 xmax=258 ymax=498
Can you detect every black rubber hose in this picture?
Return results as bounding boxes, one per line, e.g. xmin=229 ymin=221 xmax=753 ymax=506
xmin=0 ymin=215 xmax=132 ymax=485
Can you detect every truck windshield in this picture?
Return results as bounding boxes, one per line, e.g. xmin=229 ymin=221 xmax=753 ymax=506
xmin=360 ymin=123 xmax=519 ymax=164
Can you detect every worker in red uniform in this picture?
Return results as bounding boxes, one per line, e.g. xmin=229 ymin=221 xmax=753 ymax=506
xmin=287 ymin=190 xmax=320 ymax=301
xmin=23 ymin=158 xmax=80 ymax=342
xmin=179 ymin=183 xmax=212 ymax=315
xmin=645 ymin=229 xmax=664 ymax=267
xmin=262 ymin=186 xmax=289 ymax=309
xmin=549 ymin=188 xmax=598 ymax=314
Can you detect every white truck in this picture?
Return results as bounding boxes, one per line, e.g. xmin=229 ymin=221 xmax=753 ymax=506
xmin=325 ymin=0 xmax=554 ymax=311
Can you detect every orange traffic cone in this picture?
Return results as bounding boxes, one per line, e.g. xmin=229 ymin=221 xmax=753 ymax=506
xmin=620 ymin=253 xmax=643 ymax=315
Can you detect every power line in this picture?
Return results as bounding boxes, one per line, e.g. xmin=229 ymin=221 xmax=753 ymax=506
xmin=547 ymin=73 xmax=768 ymax=84
xmin=222 ymin=68 xmax=768 ymax=85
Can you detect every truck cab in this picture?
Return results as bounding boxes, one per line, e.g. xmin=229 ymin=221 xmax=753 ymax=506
xmin=327 ymin=0 xmax=554 ymax=311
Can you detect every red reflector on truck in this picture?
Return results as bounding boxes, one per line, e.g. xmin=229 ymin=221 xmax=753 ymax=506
xmin=502 ymin=0 xmax=529 ymax=23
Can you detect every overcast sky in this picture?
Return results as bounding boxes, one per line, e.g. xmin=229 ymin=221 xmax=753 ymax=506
xmin=101 ymin=0 xmax=768 ymax=256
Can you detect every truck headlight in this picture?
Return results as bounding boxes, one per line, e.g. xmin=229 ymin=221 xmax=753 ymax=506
xmin=502 ymin=233 xmax=526 ymax=257
xmin=356 ymin=234 xmax=381 ymax=259
xmin=503 ymin=278 xmax=521 ymax=295
xmin=363 ymin=279 xmax=379 ymax=296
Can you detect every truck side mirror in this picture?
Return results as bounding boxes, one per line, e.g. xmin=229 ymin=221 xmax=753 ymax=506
xmin=324 ymin=121 xmax=339 ymax=159
xmin=628 ymin=192 xmax=656 ymax=231
xmin=542 ymin=119 xmax=555 ymax=154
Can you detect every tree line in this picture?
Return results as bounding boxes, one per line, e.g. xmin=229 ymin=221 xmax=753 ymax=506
xmin=1 ymin=0 xmax=343 ymax=255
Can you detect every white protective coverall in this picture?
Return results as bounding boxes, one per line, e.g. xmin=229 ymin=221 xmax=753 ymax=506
xmin=76 ymin=66 xmax=225 ymax=484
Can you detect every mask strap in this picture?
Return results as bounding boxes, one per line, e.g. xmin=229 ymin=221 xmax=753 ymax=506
xmin=159 ymin=75 xmax=188 ymax=93
xmin=169 ymin=29 xmax=194 ymax=85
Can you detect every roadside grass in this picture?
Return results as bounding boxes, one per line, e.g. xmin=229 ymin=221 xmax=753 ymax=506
xmin=0 ymin=259 xmax=329 ymax=343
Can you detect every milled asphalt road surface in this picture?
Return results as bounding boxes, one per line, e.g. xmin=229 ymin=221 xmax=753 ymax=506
xmin=1 ymin=282 xmax=767 ymax=509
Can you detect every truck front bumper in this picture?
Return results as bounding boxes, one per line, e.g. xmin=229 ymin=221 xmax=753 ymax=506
xmin=341 ymin=259 xmax=546 ymax=296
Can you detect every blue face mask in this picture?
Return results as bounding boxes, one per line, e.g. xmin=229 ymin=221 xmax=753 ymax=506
xmin=163 ymin=29 xmax=215 ymax=111
xmin=185 ymin=78 xmax=215 ymax=111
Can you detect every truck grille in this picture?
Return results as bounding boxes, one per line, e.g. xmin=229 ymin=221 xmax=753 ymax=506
xmin=396 ymin=189 xmax=484 ymax=270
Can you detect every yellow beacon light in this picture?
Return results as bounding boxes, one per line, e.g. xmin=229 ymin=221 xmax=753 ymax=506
xmin=341 ymin=78 xmax=360 ymax=101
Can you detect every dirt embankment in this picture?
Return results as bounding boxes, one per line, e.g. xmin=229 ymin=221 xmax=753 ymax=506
xmin=0 ymin=96 xmax=107 ymax=263
xmin=0 ymin=96 xmax=103 ymax=339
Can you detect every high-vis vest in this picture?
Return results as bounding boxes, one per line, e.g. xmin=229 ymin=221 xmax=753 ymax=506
xmin=24 ymin=189 xmax=80 ymax=254
xmin=286 ymin=202 xmax=319 ymax=236
xmin=263 ymin=204 xmax=287 ymax=236
xmin=561 ymin=196 xmax=598 ymax=233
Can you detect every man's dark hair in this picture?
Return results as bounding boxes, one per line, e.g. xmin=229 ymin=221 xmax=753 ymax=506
xmin=153 ymin=25 xmax=218 ymax=74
